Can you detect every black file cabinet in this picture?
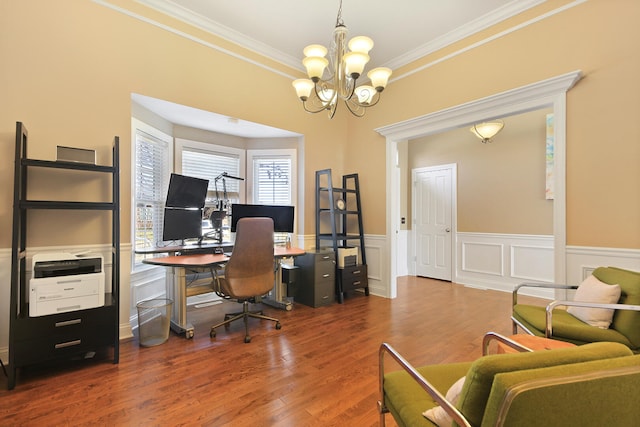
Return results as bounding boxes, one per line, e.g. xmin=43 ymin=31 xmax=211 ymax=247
xmin=338 ymin=264 xmax=368 ymax=295
xmin=294 ymin=250 xmax=335 ymax=308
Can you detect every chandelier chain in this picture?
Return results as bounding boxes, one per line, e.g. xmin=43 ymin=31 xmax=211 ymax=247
xmin=336 ymin=0 xmax=344 ymax=27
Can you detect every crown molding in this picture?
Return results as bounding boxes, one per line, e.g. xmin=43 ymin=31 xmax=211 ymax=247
xmin=384 ymin=0 xmax=546 ymax=69
xmin=135 ymin=0 xmax=302 ymax=71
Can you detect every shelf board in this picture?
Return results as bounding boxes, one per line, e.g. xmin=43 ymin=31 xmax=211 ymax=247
xmin=20 ymin=200 xmax=116 ymax=210
xmin=317 ymin=233 xmax=363 ymax=240
xmin=317 ymin=186 xmax=356 ymax=194
xmin=22 ymin=158 xmax=115 ymax=173
xmin=318 ymin=208 xmax=359 ymax=214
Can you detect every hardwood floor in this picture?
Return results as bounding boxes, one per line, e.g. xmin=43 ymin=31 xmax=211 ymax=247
xmin=0 ymin=277 xmax=543 ymax=426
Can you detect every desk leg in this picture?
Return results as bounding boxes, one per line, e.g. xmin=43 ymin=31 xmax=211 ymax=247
xmin=262 ymin=259 xmax=293 ymax=311
xmin=170 ymin=267 xmax=195 ymax=339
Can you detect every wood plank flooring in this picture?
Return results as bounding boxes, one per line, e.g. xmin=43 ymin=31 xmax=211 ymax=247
xmin=0 ymin=277 xmax=543 ymax=426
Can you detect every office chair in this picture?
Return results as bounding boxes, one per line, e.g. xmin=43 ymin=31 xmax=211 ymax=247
xmin=210 ymin=217 xmax=281 ymax=343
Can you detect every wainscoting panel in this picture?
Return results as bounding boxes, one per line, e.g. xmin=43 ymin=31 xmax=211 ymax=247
xmin=511 ymin=245 xmax=554 ymax=282
xmin=456 ymin=233 xmax=555 ymax=298
xmin=461 ymin=241 xmax=504 ymax=276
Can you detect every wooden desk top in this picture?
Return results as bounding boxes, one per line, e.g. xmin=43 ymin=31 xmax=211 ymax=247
xmin=142 ymin=253 xmax=229 ymax=268
xmin=274 ymin=246 xmax=305 ymax=257
xmin=142 ymin=246 xmax=305 ymax=268
xmin=135 ymin=242 xmax=233 ymax=255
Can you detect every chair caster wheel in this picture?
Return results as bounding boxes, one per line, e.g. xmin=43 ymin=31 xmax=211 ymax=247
xmin=244 ymin=336 xmax=251 ymax=343
xmin=210 ymin=330 xmax=216 ymax=338
xmin=275 ymin=322 xmax=282 ymax=330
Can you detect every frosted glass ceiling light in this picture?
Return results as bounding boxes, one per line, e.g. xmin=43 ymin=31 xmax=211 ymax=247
xmin=470 ymin=121 xmax=505 ymax=143
xmin=291 ymin=0 xmax=392 ymax=118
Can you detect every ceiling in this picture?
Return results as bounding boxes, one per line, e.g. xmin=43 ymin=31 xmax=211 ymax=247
xmin=132 ymin=0 xmax=546 ymax=137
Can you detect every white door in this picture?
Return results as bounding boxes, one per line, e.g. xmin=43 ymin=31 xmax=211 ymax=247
xmin=413 ymin=165 xmax=454 ymax=281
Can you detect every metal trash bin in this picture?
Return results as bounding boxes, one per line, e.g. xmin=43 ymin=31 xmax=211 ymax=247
xmin=137 ymin=298 xmax=173 ymax=347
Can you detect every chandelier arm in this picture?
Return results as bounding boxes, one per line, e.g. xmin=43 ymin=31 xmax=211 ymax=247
xmin=344 ymin=98 xmax=367 ymax=118
xmin=302 ymin=100 xmax=330 ymax=114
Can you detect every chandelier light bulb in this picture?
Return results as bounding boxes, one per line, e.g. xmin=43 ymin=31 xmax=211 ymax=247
xmin=348 ymin=36 xmax=374 ymax=54
xmin=303 ymin=44 xmax=328 ymax=58
xmin=367 ymin=67 xmax=392 ymax=91
xmin=303 ymin=56 xmax=329 ymax=81
xmin=354 ymin=85 xmax=375 ymax=104
xmin=292 ymin=79 xmax=315 ymax=101
xmin=343 ymin=52 xmax=370 ymax=79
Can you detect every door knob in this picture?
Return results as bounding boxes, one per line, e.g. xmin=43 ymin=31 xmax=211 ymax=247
xmin=445 ymin=228 xmax=451 ymax=232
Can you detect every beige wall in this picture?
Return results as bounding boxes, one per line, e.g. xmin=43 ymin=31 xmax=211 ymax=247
xmin=348 ymin=0 xmax=640 ymax=249
xmin=1 ymin=0 xmax=639 ymax=251
xmin=408 ymin=108 xmax=554 ymax=235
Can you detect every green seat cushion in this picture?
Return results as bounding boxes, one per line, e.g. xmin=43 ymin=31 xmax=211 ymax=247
xmin=482 ymin=354 xmax=640 ymax=426
xmin=456 ymin=342 xmax=632 ymax=427
xmin=594 ymin=267 xmax=640 ymax=348
xmin=384 ymin=361 xmax=472 ymax=427
xmin=512 ymin=304 xmax=634 ymax=348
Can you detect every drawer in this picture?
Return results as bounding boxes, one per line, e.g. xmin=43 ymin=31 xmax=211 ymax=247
xmin=14 ymin=305 xmax=116 ymax=341
xmin=339 ymin=265 xmax=368 ymax=291
xmin=295 ymin=279 xmax=334 ymax=308
xmin=12 ymin=321 xmax=116 ymax=367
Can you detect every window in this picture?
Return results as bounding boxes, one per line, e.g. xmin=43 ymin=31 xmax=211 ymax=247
xmin=132 ymin=121 xmax=171 ymax=265
xmin=253 ymin=157 xmax=292 ymax=205
xmin=176 ymin=139 xmax=245 ymax=241
xmin=176 ymin=138 xmax=244 ymax=201
xmin=247 ymin=149 xmax=297 ymax=234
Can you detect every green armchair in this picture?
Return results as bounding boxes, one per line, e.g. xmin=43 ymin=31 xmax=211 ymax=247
xmin=512 ymin=266 xmax=640 ymax=351
xmin=378 ymin=333 xmax=640 ymax=427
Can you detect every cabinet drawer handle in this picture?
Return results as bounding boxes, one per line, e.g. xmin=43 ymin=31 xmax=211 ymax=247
xmin=55 ymin=339 xmax=81 ymax=349
xmin=352 ymin=270 xmax=361 ymax=275
xmin=322 ymin=274 xmax=330 ymax=278
xmin=353 ymin=281 xmax=361 ymax=286
xmin=55 ymin=319 xmax=82 ymax=327
xmin=322 ymin=255 xmax=331 ymax=260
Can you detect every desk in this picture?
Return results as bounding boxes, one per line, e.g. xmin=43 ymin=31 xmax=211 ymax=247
xmin=142 ymin=247 xmax=304 ymax=338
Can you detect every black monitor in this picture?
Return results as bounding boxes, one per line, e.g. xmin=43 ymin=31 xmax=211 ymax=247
xmin=162 ymin=207 xmax=203 ymax=241
xmin=165 ymin=173 xmax=209 ymax=208
xmin=230 ymin=204 xmax=294 ymax=233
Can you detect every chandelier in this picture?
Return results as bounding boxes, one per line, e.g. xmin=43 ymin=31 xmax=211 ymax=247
xmin=292 ymin=0 xmax=392 ymax=118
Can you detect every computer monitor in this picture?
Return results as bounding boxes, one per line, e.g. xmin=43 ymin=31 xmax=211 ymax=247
xmin=165 ymin=173 xmax=209 ymax=208
xmin=162 ymin=207 xmax=203 ymax=241
xmin=230 ymin=204 xmax=294 ymax=233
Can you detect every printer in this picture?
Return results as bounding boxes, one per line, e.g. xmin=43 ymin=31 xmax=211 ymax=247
xmin=29 ymin=252 xmax=105 ymax=317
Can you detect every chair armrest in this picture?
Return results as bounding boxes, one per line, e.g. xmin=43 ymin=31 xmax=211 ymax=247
xmin=378 ymin=343 xmax=471 ymax=427
xmin=513 ymin=282 xmax=578 ymax=306
xmin=545 ymin=301 xmax=640 ymax=337
xmin=209 ymin=265 xmax=230 ymax=299
xmin=482 ymin=332 xmax=533 ymax=355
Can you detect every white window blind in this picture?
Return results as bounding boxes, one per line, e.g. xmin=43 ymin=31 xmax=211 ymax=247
xmin=134 ymin=129 xmax=170 ymax=259
xmin=182 ymin=148 xmax=241 ymax=200
xmin=253 ymin=157 xmax=292 ymax=205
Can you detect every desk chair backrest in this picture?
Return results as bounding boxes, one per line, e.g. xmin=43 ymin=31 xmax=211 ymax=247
xmin=221 ymin=217 xmax=274 ymax=299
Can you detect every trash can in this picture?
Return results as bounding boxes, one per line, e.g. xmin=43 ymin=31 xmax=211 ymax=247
xmin=137 ymin=298 xmax=173 ymax=347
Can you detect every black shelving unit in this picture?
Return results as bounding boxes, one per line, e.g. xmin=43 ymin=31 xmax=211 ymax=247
xmin=8 ymin=122 xmax=120 ymax=390
xmin=315 ymin=169 xmax=369 ymax=303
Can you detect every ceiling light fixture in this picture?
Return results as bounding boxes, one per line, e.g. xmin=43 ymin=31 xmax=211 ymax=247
xmin=292 ymin=0 xmax=392 ymax=119
xmin=470 ymin=121 xmax=505 ymax=143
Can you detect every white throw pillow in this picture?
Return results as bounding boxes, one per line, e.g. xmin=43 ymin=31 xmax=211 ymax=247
xmin=567 ymin=275 xmax=621 ymax=329
xmin=422 ymin=376 xmax=466 ymax=426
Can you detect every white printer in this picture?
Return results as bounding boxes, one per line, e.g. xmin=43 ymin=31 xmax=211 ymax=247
xmin=29 ymin=252 xmax=105 ymax=317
